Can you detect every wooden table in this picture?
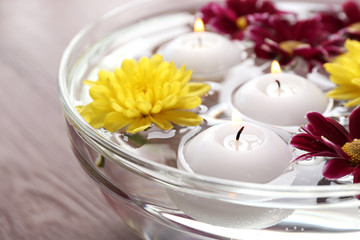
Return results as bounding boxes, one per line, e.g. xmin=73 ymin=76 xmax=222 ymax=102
xmin=0 ymin=0 xmax=141 ymax=239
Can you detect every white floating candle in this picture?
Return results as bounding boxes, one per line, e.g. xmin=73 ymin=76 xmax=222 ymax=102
xmin=167 ymin=121 xmax=294 ymax=229
xmin=158 ymin=18 xmax=242 ymax=81
xmin=180 ymin=122 xmax=292 ymax=183
xmin=232 ymin=61 xmax=329 ymax=126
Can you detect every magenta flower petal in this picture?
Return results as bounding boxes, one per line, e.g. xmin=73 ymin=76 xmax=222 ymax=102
xmin=226 ymin=0 xmax=277 ymax=17
xmin=200 ymin=0 xmax=281 ymax=40
xmin=258 ymin=1 xmax=277 ymax=13
xmin=323 ymin=44 xmax=345 ymax=57
xmin=318 ymin=12 xmax=346 ymax=34
xmin=320 ymin=135 xmax=350 ymax=160
xmin=354 ymin=167 xmax=360 ymax=199
xmin=219 ymin=6 xmax=239 ymax=22
xmin=248 ymin=13 xmax=344 ymax=69
xmin=293 ymin=18 xmax=321 ymax=42
xmin=292 ymin=108 xmax=360 ymax=185
xmin=326 ymin=117 xmax=352 ymax=141
xmin=210 ymin=18 xmax=238 ymax=34
xmin=294 ymin=47 xmax=323 ymax=59
xmin=306 ymin=112 xmax=351 ymax=146
xmin=227 ymin=0 xmax=258 ymax=16
xmin=200 ymin=3 xmax=238 ymax=24
xmin=354 ymin=166 xmax=360 ymax=184
xmin=253 ymin=44 xmax=280 ymax=62
xmin=343 ymin=1 xmax=360 ymax=24
xmin=230 ymin=31 xmax=245 ymax=40
xmin=323 ymin=158 xmax=355 ymax=179
xmin=291 ymin=133 xmax=347 ymax=162
xmin=268 ymin=16 xmax=293 ymax=41
xmin=321 ymin=34 xmax=346 ymax=49
xmin=291 ymin=133 xmax=330 ymax=152
xmin=349 ymin=107 xmax=360 ymax=139
xmin=200 ymin=2 xmax=221 ymax=24
xmin=248 ymin=25 xmax=276 ymax=43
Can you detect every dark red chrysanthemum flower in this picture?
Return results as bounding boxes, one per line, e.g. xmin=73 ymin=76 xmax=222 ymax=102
xmin=318 ymin=1 xmax=360 ymax=40
xmin=248 ymin=14 xmax=345 ymax=69
xmin=291 ymin=107 xmax=360 ymax=191
xmin=200 ymin=0 xmax=280 ymax=40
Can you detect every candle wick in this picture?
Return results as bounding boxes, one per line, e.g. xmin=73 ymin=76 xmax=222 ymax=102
xmin=235 ymin=126 xmax=245 ymax=151
xmin=236 ymin=126 xmax=245 ymax=141
xmin=198 ymin=37 xmax=202 ymax=47
xmin=275 ymin=80 xmax=281 ymax=90
xmin=275 ymin=79 xmax=281 ymax=96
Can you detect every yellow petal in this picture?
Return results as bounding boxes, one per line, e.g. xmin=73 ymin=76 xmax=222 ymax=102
xmin=77 ymin=102 xmax=110 ymax=129
xmin=179 ymin=69 xmax=192 ymax=85
xmin=104 ymin=112 xmax=132 ymax=132
xmin=83 ymin=80 xmax=97 ymax=87
xmin=158 ymin=110 xmax=203 ymax=126
xmin=137 ymin=100 xmax=152 ymax=115
xmin=168 ymin=81 xmax=181 ymax=95
xmin=160 ymin=82 xmax=170 ymax=99
xmin=124 ymin=98 xmax=136 ymax=109
xmin=169 ymin=67 xmax=187 ymax=84
xmin=124 ymin=108 xmax=141 ymax=118
xmin=151 ymin=101 xmax=162 ymax=114
xmin=150 ymin=54 xmax=163 ymax=66
xmin=143 ymin=88 xmax=154 ymax=103
xmin=324 ymin=63 xmax=357 ymax=84
xmin=138 ymin=57 xmax=152 ymax=78
xmin=173 ymin=96 xmax=201 ymax=109
xmin=121 ymin=59 xmax=137 ymax=75
xmin=345 ymin=97 xmax=360 ymax=107
xmin=327 ymin=86 xmax=360 ymax=100
xmin=98 ymin=70 xmax=115 ymax=85
xmin=161 ymin=94 xmax=178 ymax=110
xmin=126 ymin=117 xmax=152 ymax=133
xmin=346 ymin=39 xmax=360 ymax=56
xmin=110 ymin=101 xmax=123 ymax=112
xmin=329 ymin=75 xmax=354 ymax=86
xmin=91 ymin=100 xmax=112 ymax=111
xmin=186 ymin=82 xmax=211 ymax=96
xmin=89 ymin=85 xmax=112 ymax=100
xmin=77 ymin=104 xmax=96 ymax=124
xmin=351 ymin=78 xmax=360 ymax=87
xmin=150 ymin=115 xmax=173 ymax=130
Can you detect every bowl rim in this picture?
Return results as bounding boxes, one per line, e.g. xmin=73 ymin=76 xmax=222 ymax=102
xmin=58 ymin=0 xmax=360 ymax=202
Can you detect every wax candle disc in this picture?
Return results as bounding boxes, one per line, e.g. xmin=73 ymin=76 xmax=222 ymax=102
xmin=158 ymin=32 xmax=243 ymax=81
xmin=167 ymin=122 xmax=295 ymax=229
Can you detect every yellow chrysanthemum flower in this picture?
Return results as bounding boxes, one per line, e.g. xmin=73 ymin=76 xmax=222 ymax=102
xmin=76 ymin=54 xmax=210 ymax=134
xmin=324 ymin=39 xmax=360 ymax=107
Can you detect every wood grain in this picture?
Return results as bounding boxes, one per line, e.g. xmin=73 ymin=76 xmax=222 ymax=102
xmin=0 ymin=1 xmax=141 ymax=239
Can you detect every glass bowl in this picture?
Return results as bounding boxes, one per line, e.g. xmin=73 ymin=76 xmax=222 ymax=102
xmin=58 ymin=0 xmax=360 ymax=239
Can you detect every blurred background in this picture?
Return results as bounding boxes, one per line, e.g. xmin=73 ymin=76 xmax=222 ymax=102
xmin=0 ymin=0 xmax=141 ymax=239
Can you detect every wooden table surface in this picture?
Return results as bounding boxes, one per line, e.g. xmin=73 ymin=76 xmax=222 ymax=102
xmin=0 ymin=0 xmax=141 ymax=239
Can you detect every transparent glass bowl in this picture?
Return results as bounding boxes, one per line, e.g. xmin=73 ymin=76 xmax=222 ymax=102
xmin=58 ymin=0 xmax=360 ymax=239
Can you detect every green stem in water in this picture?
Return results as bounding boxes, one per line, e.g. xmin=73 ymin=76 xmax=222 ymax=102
xmin=96 ymin=155 xmax=105 ymax=168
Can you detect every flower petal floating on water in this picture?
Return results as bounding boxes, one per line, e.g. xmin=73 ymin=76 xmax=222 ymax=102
xmin=291 ymin=107 xmax=360 ymax=193
xmin=325 ymin=39 xmax=360 ymax=107
xmin=248 ymin=14 xmax=345 ymax=70
xmin=317 ymin=1 xmax=360 ymax=40
xmin=77 ymin=54 xmax=210 ymax=134
xmin=200 ymin=0 xmax=280 ymax=40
